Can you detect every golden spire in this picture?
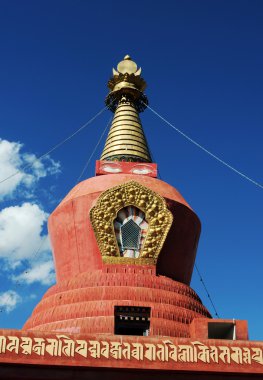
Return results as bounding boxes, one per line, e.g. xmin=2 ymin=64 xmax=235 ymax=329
xmin=100 ymin=55 xmax=152 ymax=163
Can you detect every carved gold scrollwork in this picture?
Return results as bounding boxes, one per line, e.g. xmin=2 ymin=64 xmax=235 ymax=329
xmin=90 ymin=181 xmax=173 ymax=265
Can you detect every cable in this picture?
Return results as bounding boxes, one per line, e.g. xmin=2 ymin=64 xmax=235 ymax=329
xmin=0 ymin=239 xmax=49 ymax=311
xmin=144 ymin=103 xmax=263 ymax=190
xmin=194 ymin=263 xmax=220 ymax=318
xmin=0 ymin=116 xmax=112 ymax=312
xmin=155 ymin=160 xmax=220 ymax=319
xmin=0 ymin=106 xmax=113 ymax=314
xmin=7 ymin=236 xmax=49 ymax=291
xmin=0 ymin=105 xmax=108 ymax=187
xmin=76 ymin=116 xmax=112 ymax=184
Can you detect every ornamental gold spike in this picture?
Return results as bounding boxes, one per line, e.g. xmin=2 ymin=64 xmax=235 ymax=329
xmin=100 ymin=55 xmax=152 ymax=163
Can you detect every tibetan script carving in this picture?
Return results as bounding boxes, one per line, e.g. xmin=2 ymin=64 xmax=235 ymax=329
xmin=0 ymin=335 xmax=262 ymax=366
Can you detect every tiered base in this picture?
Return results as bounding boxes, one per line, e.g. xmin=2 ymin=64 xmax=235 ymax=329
xmin=24 ymin=265 xmax=211 ymax=337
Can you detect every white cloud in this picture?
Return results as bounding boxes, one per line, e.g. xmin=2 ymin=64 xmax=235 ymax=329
xmin=0 ymin=138 xmax=60 ymax=200
xmin=0 ymin=290 xmax=22 ymax=312
xmin=0 ymin=202 xmax=49 ymax=262
xmin=0 ymin=138 xmax=59 ymax=286
xmin=0 ymin=202 xmax=56 ymax=285
xmin=13 ymin=260 xmax=55 ymax=286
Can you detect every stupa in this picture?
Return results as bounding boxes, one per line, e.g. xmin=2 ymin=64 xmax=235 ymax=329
xmin=0 ymin=56 xmax=262 ymax=379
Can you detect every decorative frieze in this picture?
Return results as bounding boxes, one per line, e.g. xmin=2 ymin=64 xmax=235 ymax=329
xmin=0 ymin=333 xmax=262 ymax=367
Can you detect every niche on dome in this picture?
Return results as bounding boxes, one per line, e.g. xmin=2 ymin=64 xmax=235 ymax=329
xmin=90 ymin=180 xmax=173 ymax=264
xmin=114 ymin=206 xmax=148 ymax=258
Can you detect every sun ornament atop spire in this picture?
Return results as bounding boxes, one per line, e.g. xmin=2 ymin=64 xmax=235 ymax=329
xmin=106 ymin=55 xmax=148 ymax=112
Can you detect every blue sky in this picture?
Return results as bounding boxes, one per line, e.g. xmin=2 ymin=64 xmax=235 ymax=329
xmin=0 ymin=0 xmax=262 ymax=340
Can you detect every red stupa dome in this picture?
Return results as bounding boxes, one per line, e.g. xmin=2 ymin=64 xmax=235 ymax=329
xmin=24 ymin=55 xmax=211 ymax=337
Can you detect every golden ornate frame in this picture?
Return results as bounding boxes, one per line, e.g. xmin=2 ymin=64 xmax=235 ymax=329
xmin=90 ymin=181 xmax=173 ymax=265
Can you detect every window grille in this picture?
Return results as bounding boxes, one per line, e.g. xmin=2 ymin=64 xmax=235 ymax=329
xmin=114 ymin=205 xmax=148 ymax=258
xmin=121 ymin=219 xmax=141 ymax=250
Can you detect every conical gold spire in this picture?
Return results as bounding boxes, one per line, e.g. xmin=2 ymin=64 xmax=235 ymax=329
xmin=100 ymin=56 xmax=152 ymax=163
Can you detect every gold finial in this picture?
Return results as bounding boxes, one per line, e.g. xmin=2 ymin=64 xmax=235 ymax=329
xmin=101 ymin=56 xmax=151 ymax=163
xmin=116 ymin=55 xmax=138 ymax=75
xmin=106 ymin=55 xmax=147 ymax=112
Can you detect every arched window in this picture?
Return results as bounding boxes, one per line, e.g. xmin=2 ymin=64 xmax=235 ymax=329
xmin=114 ymin=206 xmax=148 ymax=258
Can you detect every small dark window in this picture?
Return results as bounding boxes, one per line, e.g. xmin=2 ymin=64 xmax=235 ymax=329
xmin=208 ymin=322 xmax=235 ymax=340
xmin=114 ymin=306 xmax=151 ymax=336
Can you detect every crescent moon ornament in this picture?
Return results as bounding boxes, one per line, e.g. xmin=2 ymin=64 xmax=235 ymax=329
xmin=134 ymin=67 xmax=142 ymax=76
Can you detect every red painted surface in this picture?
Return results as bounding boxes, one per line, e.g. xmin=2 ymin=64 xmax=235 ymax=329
xmin=29 ymin=170 xmax=203 ymax=335
xmin=24 ymin=265 xmax=211 ymax=335
xmin=60 ymin=174 xmax=192 ymax=208
xmin=95 ymin=160 xmax=158 ymax=177
xmin=190 ymin=318 xmax=249 ymax=341
xmin=9 ymin=161 xmax=261 ymax=378
xmin=48 ymin=174 xmax=199 ymax=284
xmin=0 ymin=329 xmax=262 ymax=379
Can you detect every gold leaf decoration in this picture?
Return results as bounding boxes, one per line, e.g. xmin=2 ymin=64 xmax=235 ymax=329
xmin=90 ymin=181 xmax=173 ymax=265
